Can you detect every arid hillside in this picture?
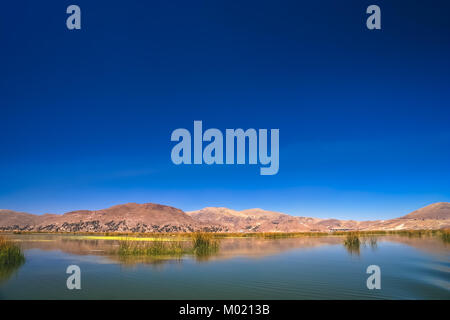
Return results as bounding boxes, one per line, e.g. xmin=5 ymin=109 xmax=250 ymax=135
xmin=1 ymin=202 xmax=449 ymax=233
xmin=400 ymin=202 xmax=450 ymax=220
xmin=0 ymin=203 xmax=224 ymax=233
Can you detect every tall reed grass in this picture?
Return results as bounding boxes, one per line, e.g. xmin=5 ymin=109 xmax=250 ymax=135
xmin=118 ymin=239 xmax=188 ymax=256
xmin=0 ymin=236 xmax=25 ymax=283
xmin=192 ymin=232 xmax=219 ymax=256
xmin=439 ymin=229 xmax=450 ymax=243
xmin=117 ymin=232 xmax=220 ymax=258
xmin=0 ymin=236 xmax=25 ymax=267
xmin=343 ymin=233 xmax=360 ymax=247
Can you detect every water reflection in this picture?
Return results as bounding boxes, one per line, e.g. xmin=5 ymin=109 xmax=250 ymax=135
xmin=366 ymin=237 xmax=378 ymax=250
xmin=0 ymin=262 xmax=24 ymax=284
xmin=1 ymin=233 xmax=448 ymax=300
xmin=3 ymin=233 xmax=449 ymax=267
xmin=344 ymin=242 xmax=360 ymax=256
xmin=441 ymin=233 xmax=450 ymax=244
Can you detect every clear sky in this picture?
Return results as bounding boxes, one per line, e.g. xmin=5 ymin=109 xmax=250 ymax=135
xmin=1 ymin=1 xmax=449 ymax=220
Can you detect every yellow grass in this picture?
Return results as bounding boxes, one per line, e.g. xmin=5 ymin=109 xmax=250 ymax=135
xmin=2 ymin=229 xmax=448 ymax=240
xmin=68 ymin=235 xmax=190 ymax=242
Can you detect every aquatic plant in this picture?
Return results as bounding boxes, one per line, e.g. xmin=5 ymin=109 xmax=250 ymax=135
xmin=367 ymin=236 xmax=378 ymax=249
xmin=0 ymin=236 xmax=25 ymax=267
xmin=118 ymin=239 xmax=189 ymax=256
xmin=192 ymin=232 xmax=219 ymax=256
xmin=117 ymin=232 xmax=220 ymax=258
xmin=0 ymin=236 xmax=26 ymax=283
xmin=344 ymin=233 xmax=360 ymax=246
xmin=438 ymin=229 xmax=450 ymax=244
xmin=343 ymin=233 xmax=361 ymax=255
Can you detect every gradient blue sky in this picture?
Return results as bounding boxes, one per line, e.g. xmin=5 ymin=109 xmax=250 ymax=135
xmin=1 ymin=0 xmax=449 ymax=219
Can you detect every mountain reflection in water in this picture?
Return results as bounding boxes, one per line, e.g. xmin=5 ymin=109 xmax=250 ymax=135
xmin=4 ymin=233 xmax=449 ymax=266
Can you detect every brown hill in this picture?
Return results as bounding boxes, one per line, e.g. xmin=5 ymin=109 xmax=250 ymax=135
xmin=400 ymin=202 xmax=450 ymax=220
xmin=0 ymin=210 xmax=41 ymax=228
xmin=187 ymin=203 xmax=450 ymax=232
xmin=0 ymin=203 xmax=225 ymax=233
xmin=1 ymin=202 xmax=449 ymax=233
xmin=188 ymin=207 xmax=322 ymax=232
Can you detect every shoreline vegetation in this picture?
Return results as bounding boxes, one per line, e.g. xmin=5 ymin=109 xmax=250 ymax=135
xmin=0 ymin=230 xmax=447 ymax=261
xmin=3 ymin=229 xmax=449 ymax=239
xmin=117 ymin=232 xmax=220 ymax=258
xmin=0 ymin=236 xmax=25 ymax=265
xmin=340 ymin=230 xmax=450 ymax=254
xmin=0 ymin=235 xmax=25 ymax=282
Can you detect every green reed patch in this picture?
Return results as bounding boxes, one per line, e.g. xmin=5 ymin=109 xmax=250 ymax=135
xmin=192 ymin=232 xmax=219 ymax=256
xmin=118 ymin=240 xmax=190 ymax=256
xmin=117 ymin=232 xmax=220 ymax=258
xmin=342 ymin=232 xmax=361 ymax=255
xmin=0 ymin=236 xmax=25 ymax=283
xmin=0 ymin=236 xmax=25 ymax=267
xmin=438 ymin=229 xmax=450 ymax=243
xmin=343 ymin=233 xmax=361 ymax=247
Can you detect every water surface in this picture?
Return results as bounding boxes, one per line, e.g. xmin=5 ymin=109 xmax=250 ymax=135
xmin=0 ymin=234 xmax=449 ymax=299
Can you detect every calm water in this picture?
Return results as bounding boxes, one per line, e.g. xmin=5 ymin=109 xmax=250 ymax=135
xmin=0 ymin=234 xmax=449 ymax=299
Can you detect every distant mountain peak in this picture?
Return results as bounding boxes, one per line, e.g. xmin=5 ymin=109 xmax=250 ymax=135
xmin=1 ymin=202 xmax=449 ymax=233
xmin=401 ymin=202 xmax=450 ymax=220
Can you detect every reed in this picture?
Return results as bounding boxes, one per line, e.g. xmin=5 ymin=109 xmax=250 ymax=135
xmin=343 ymin=233 xmax=360 ymax=247
xmin=366 ymin=236 xmax=378 ymax=249
xmin=118 ymin=239 xmax=189 ymax=256
xmin=342 ymin=232 xmax=361 ymax=255
xmin=117 ymin=232 xmax=220 ymax=257
xmin=192 ymin=232 xmax=219 ymax=256
xmin=3 ymin=229 xmax=448 ymax=241
xmin=438 ymin=229 xmax=450 ymax=243
xmin=0 ymin=236 xmax=25 ymax=267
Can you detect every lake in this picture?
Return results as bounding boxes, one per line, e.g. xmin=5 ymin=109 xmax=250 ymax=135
xmin=0 ymin=234 xmax=449 ymax=299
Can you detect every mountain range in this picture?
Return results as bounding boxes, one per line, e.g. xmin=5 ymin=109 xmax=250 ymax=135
xmin=0 ymin=202 xmax=449 ymax=233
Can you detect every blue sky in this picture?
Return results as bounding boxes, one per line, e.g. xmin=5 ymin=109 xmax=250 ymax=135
xmin=1 ymin=0 xmax=449 ymax=219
